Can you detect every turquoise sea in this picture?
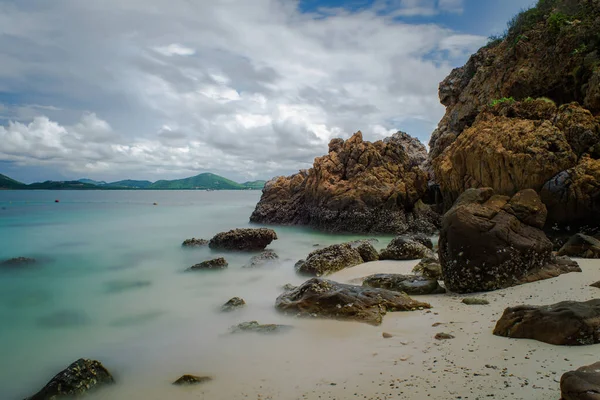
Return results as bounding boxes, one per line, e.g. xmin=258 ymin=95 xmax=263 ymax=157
xmin=0 ymin=190 xmax=395 ymax=399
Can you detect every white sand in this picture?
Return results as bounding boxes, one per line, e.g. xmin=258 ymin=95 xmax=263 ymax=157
xmin=91 ymin=259 xmax=600 ymax=400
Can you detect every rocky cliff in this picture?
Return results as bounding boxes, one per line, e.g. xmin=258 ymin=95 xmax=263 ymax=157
xmin=430 ymin=0 xmax=600 ymax=230
xmin=250 ymin=131 xmax=438 ymax=234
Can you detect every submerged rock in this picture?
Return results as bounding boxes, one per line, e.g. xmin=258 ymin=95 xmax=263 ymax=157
xmin=230 ymin=321 xmax=292 ymax=334
xmin=493 ymin=299 xmax=600 ymax=345
xmin=281 ymin=283 xmax=297 ymax=291
xmin=439 ymin=188 xmax=579 ymax=293
xmin=275 ymin=278 xmax=431 ymax=325
xmin=209 ymin=228 xmax=277 ymax=251
xmin=295 ymin=243 xmax=363 ymax=276
xmin=243 ymin=249 xmax=279 ymax=268
xmin=104 ymin=280 xmax=151 ymax=294
xmin=250 ymin=131 xmax=439 ymax=234
xmin=187 ymin=258 xmax=228 ymax=271
xmin=181 ymin=238 xmax=209 ymax=247
xmin=172 ymin=375 xmax=212 ymax=386
xmin=221 ymin=297 xmax=246 ymax=312
xmin=37 ymin=310 xmax=90 ymax=328
xmin=412 ymin=256 xmax=442 ymax=280
xmin=560 ymin=361 xmax=600 ymax=400
xmin=1 ymin=257 xmax=37 ymax=267
xmin=379 ymin=236 xmax=432 ymax=261
xmin=558 ymin=233 xmax=600 ymax=259
xmin=362 ymin=274 xmax=445 ymax=295
xmin=25 ymin=358 xmax=114 ymax=400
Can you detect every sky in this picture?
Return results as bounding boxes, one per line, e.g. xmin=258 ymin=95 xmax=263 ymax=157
xmin=0 ymin=0 xmax=535 ymax=184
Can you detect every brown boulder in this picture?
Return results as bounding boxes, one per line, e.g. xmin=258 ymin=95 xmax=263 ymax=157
xmin=493 ymin=299 xmax=600 ymax=345
xmin=558 ymin=233 xmax=600 ymax=258
xmin=26 ymin=359 xmax=114 ymax=400
xmin=561 ymin=361 xmax=600 ymax=400
xmin=295 ymin=243 xmax=363 ymax=276
xmin=251 ymin=131 xmax=438 ymax=234
xmin=187 ymin=257 xmax=228 ymax=271
xmin=439 ymin=188 xmax=579 ymax=293
xmin=275 ymin=278 xmax=430 ymax=325
xmin=209 ymin=228 xmax=277 ymax=251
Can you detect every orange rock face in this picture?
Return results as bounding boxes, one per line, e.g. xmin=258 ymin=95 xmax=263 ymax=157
xmin=250 ymin=131 xmax=438 ymax=233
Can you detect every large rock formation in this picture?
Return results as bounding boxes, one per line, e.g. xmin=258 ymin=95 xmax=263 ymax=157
xmin=439 ymin=188 xmax=581 ymax=293
xmin=493 ymin=299 xmax=600 ymax=345
xmin=275 ymin=278 xmax=430 ymax=325
xmin=250 ymin=131 xmax=438 ymax=234
xmin=429 ymin=0 xmax=600 ymax=230
xmin=26 ymin=359 xmax=114 ymax=400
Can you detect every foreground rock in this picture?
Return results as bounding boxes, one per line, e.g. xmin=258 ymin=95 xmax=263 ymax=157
xmin=221 ymin=297 xmax=246 ymax=312
xmin=493 ymin=299 xmax=600 ymax=345
xmin=558 ymin=233 xmax=600 ymax=259
xmin=412 ymin=256 xmax=442 ymax=280
xmin=181 ymin=238 xmax=208 ymax=247
xmin=1 ymin=257 xmax=36 ymax=267
xmin=362 ymin=274 xmax=445 ymax=295
xmin=295 ymin=243 xmax=363 ymax=276
xmin=275 ymin=278 xmax=431 ymax=325
xmin=561 ymin=362 xmax=600 ymax=400
xmin=230 ymin=321 xmax=292 ymax=334
xmin=172 ymin=375 xmax=212 ymax=386
xmin=209 ymin=228 xmax=277 ymax=251
xmin=379 ymin=236 xmax=432 ymax=261
xmin=187 ymin=258 xmax=228 ymax=271
xmin=439 ymin=188 xmax=580 ymax=293
xmin=243 ymin=250 xmax=279 ymax=268
xmin=250 ymin=131 xmax=439 ymax=234
xmin=25 ymin=358 xmax=114 ymax=400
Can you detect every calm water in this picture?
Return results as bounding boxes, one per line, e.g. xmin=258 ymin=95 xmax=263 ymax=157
xmin=0 ymin=190 xmax=394 ymax=399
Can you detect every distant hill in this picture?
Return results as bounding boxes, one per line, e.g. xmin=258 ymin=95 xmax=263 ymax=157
xmin=78 ymin=178 xmax=107 ymax=186
xmin=150 ymin=173 xmax=246 ymax=190
xmin=0 ymin=174 xmax=26 ymax=189
xmin=242 ymin=180 xmax=267 ymax=190
xmin=0 ymin=172 xmax=265 ymax=190
xmin=108 ymin=180 xmax=153 ymax=189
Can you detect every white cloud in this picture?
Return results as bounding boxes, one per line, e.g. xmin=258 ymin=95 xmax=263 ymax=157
xmin=0 ymin=0 xmax=486 ymax=181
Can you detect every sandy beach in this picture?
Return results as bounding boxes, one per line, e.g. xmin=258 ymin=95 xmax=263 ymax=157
xmin=85 ymin=258 xmax=600 ymax=400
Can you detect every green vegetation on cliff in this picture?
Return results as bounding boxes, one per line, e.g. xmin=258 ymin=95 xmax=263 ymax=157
xmin=150 ymin=173 xmax=248 ymax=190
xmin=0 ymin=174 xmax=26 ymax=189
xmin=108 ymin=180 xmax=153 ymax=189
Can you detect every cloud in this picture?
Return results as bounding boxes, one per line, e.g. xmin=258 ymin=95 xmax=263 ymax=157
xmin=0 ymin=0 xmax=486 ymax=181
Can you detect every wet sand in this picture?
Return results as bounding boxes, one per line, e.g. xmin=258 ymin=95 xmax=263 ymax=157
xmin=88 ymin=259 xmax=599 ymax=400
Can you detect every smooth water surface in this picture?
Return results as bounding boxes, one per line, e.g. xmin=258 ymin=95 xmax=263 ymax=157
xmin=0 ymin=190 xmax=394 ymax=399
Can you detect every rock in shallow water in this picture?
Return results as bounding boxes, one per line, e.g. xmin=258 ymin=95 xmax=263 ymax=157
xmin=25 ymin=358 xmax=114 ymax=400
xmin=412 ymin=256 xmax=442 ymax=280
xmin=493 ymin=299 xmax=600 ymax=345
xmin=560 ymin=361 xmax=600 ymax=400
xmin=379 ymin=236 xmax=433 ymax=261
xmin=230 ymin=321 xmax=292 ymax=334
xmin=172 ymin=375 xmax=212 ymax=386
xmin=209 ymin=228 xmax=277 ymax=251
xmin=181 ymin=238 xmax=209 ymax=247
xmin=362 ymin=274 xmax=445 ymax=295
xmin=187 ymin=257 xmax=228 ymax=271
xmin=295 ymin=243 xmax=363 ymax=276
xmin=353 ymin=242 xmax=379 ymax=263
xmin=221 ymin=297 xmax=246 ymax=312
xmin=1 ymin=257 xmax=37 ymax=267
xmin=243 ymin=250 xmax=279 ymax=268
xmin=275 ymin=278 xmax=431 ymax=325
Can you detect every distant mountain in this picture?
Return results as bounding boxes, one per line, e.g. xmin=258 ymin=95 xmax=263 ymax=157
xmin=242 ymin=180 xmax=267 ymax=190
xmin=150 ymin=173 xmax=246 ymax=190
xmin=0 ymin=174 xmax=26 ymax=189
xmin=78 ymin=178 xmax=107 ymax=185
xmin=108 ymin=180 xmax=153 ymax=189
xmin=0 ymin=172 xmax=265 ymax=190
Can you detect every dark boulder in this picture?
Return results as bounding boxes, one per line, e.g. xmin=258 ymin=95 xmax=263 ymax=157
xmin=187 ymin=258 xmax=228 ymax=271
xmin=209 ymin=228 xmax=277 ymax=251
xmin=230 ymin=321 xmax=292 ymax=334
xmin=221 ymin=297 xmax=246 ymax=312
xmin=560 ymin=361 xmax=600 ymax=400
xmin=362 ymin=274 xmax=445 ymax=295
xmin=558 ymin=233 xmax=600 ymax=258
xmin=592 ymin=281 xmax=600 ymax=289
xmin=493 ymin=299 xmax=600 ymax=345
xmin=379 ymin=236 xmax=432 ymax=261
xmin=25 ymin=359 xmax=114 ymax=400
xmin=295 ymin=243 xmax=363 ymax=276
xmin=243 ymin=250 xmax=279 ymax=268
xmin=181 ymin=238 xmax=208 ymax=247
xmin=172 ymin=375 xmax=212 ymax=385
xmin=354 ymin=242 xmax=379 ymax=262
xmin=439 ymin=188 xmax=578 ymax=293
xmin=275 ymin=278 xmax=431 ymax=325
xmin=412 ymin=256 xmax=442 ymax=280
